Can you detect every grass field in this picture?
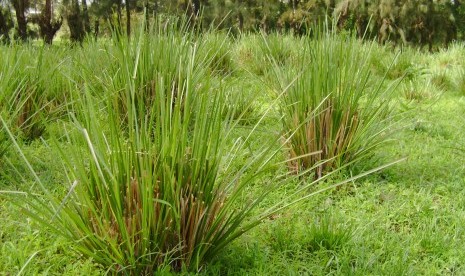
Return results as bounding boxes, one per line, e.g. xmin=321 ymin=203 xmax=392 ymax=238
xmin=1 ymin=26 xmax=465 ymax=275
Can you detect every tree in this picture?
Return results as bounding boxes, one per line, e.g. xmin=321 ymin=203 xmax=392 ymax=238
xmin=332 ymin=0 xmax=458 ymax=49
xmin=278 ymin=0 xmax=327 ymax=34
xmin=66 ymin=0 xmax=85 ymax=42
xmin=177 ymin=0 xmax=208 ymax=30
xmin=89 ymin=0 xmax=125 ymax=38
xmin=36 ymin=0 xmax=63 ymax=44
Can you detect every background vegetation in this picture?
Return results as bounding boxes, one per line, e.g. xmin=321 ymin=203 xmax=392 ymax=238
xmin=0 ymin=0 xmax=465 ymax=48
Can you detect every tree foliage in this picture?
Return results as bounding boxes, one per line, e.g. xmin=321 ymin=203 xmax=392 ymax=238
xmin=4 ymin=0 xmax=465 ymax=47
xmin=0 ymin=3 xmax=14 ymax=43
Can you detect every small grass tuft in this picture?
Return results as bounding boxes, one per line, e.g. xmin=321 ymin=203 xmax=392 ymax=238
xmin=305 ymin=214 xmax=353 ymax=252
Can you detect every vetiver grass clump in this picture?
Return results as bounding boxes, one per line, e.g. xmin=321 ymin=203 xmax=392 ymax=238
xmin=0 ymin=49 xmax=20 ymax=162
xmin=36 ymin=25 xmax=236 ymax=273
xmin=272 ymin=31 xmax=397 ymax=179
xmin=200 ymin=32 xmax=236 ymax=76
xmin=233 ymin=33 xmax=301 ymax=77
xmin=0 ymin=45 xmax=71 ymax=149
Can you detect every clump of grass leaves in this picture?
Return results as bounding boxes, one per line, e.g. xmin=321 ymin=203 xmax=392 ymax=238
xmin=0 ymin=47 xmax=37 ymax=164
xmin=0 ymin=45 xmax=69 ymax=149
xmin=305 ymin=214 xmax=353 ymax=252
xmin=0 ymin=19 xmax=402 ymax=274
xmin=271 ymin=28 xmax=398 ymax=179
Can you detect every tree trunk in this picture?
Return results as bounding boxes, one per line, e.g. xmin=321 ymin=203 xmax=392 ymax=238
xmin=238 ymin=11 xmax=244 ymax=31
xmin=144 ymin=0 xmax=149 ymax=31
xmin=116 ymin=0 xmax=122 ymax=28
xmin=43 ymin=0 xmax=53 ymax=44
xmin=94 ymin=19 xmax=99 ymax=41
xmin=183 ymin=0 xmax=200 ymax=27
xmin=39 ymin=0 xmax=62 ymax=44
xmin=12 ymin=0 xmax=27 ymax=41
xmin=125 ymin=0 xmax=131 ymax=37
xmin=67 ymin=0 xmax=84 ymax=43
xmin=81 ymin=0 xmax=91 ymax=33
xmin=192 ymin=0 xmax=200 ymax=15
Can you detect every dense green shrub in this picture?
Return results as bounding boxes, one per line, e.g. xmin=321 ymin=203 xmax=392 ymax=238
xmin=272 ymin=31 xmax=397 ymax=178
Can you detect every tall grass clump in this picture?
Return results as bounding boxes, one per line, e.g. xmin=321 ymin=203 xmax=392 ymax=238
xmin=272 ymin=30 xmax=397 ymax=178
xmin=419 ymin=43 xmax=465 ymax=93
xmin=0 ymin=45 xmax=71 ymax=145
xmin=305 ymin=214 xmax=354 ymax=252
xmin=91 ymin=18 xmax=214 ymax=126
xmin=0 ymin=47 xmax=28 ymax=163
xmin=233 ymin=32 xmax=302 ymax=76
xmin=199 ymin=32 xmax=236 ymax=76
xmin=222 ymin=77 xmax=261 ymax=125
xmin=400 ymin=78 xmax=436 ymax=102
xmin=54 ymin=23 xmax=233 ymax=273
xmin=368 ymin=45 xmax=417 ymax=81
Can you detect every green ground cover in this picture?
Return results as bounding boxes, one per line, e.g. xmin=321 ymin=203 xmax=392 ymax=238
xmin=1 ymin=27 xmax=465 ymax=275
